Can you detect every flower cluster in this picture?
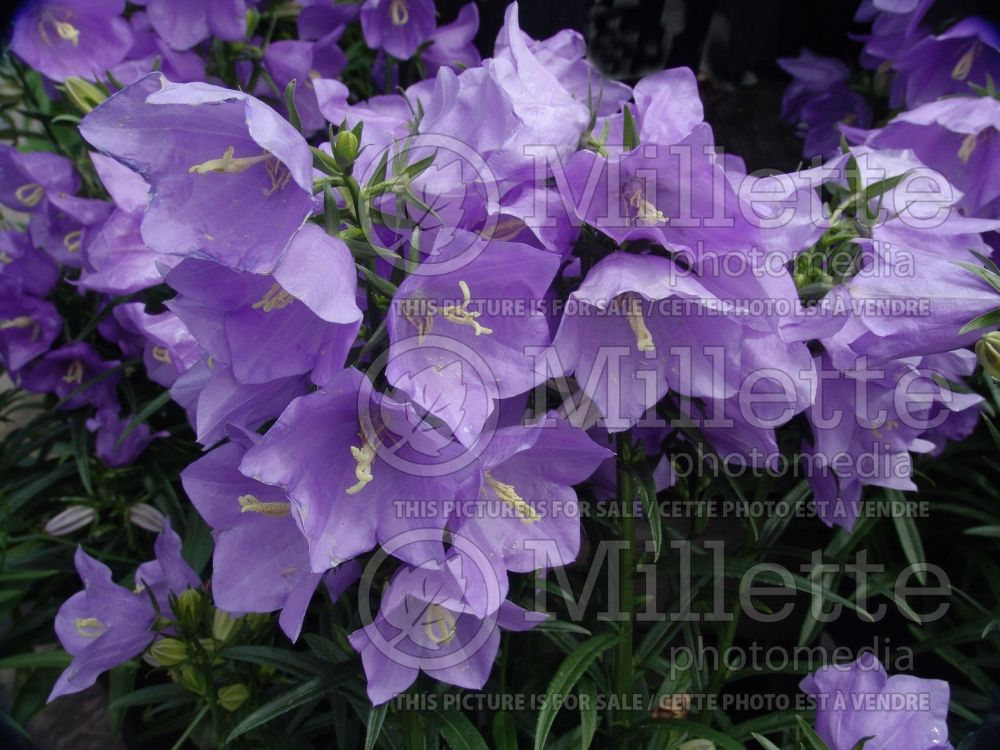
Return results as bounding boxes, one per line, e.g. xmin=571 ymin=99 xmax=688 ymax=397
xmin=3 ymin=0 xmax=990 ymax=741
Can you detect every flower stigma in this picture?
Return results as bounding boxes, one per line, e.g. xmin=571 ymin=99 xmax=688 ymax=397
xmin=390 ymin=0 xmax=410 ymax=26
xmin=485 ymin=471 xmax=540 ymax=524
xmin=625 ymin=184 xmax=668 ymax=227
xmin=958 ymin=132 xmax=979 ymax=164
xmin=952 ymin=42 xmax=979 ymax=81
xmin=0 ymin=317 xmax=40 ymax=340
xmin=75 ymin=617 xmax=106 ymax=638
xmin=63 ymin=230 xmax=83 ymax=253
xmin=441 ymin=280 xmax=492 ymax=336
xmin=15 ymin=183 xmax=45 ymax=207
xmin=621 ymin=293 xmax=656 ymax=353
xmin=238 ymin=494 xmax=291 ymax=517
xmin=62 ymin=359 xmax=84 ymax=384
xmin=422 ymin=604 xmax=457 ymax=645
xmin=151 ymin=346 xmax=172 ymax=364
xmin=346 ymin=425 xmax=377 ymax=495
xmin=189 ymin=146 xmax=273 ymax=175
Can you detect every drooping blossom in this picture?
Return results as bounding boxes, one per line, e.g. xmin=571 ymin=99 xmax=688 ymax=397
xmin=800 ymin=653 xmax=952 ymax=750
xmin=864 ymin=95 xmax=1000 ymax=218
xmin=452 ymin=417 xmax=611 ymax=601
xmin=48 ymin=523 xmax=200 ymax=702
xmin=86 ymin=408 xmax=166 ymax=467
xmin=0 ymin=285 xmax=61 ymax=373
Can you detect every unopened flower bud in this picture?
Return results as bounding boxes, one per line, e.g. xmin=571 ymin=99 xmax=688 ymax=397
xmin=212 ymin=609 xmax=240 ymax=643
xmin=178 ymin=665 xmax=208 ymax=697
xmin=333 ymin=129 xmax=359 ymax=172
xmin=218 ymin=683 xmax=250 ymax=712
xmin=61 ymin=77 xmax=107 ymax=113
xmin=0 ymin=80 xmax=22 ymax=106
xmin=174 ymin=588 xmax=202 ymax=627
xmin=43 ymin=506 xmax=95 ymax=536
xmin=148 ymin=637 xmax=188 ymax=667
xmin=978 ymin=332 xmax=1000 ymax=380
xmin=128 ymin=503 xmax=166 ymax=533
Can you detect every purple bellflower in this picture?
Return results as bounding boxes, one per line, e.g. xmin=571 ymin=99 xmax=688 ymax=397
xmin=80 ymin=73 xmax=314 ymax=274
xmin=11 ymin=0 xmax=133 ymax=83
xmin=800 ymin=653 xmax=952 ymax=750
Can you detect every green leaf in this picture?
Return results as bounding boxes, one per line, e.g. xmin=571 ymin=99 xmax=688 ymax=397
xmin=227 ymin=664 xmax=355 ymax=741
xmin=795 ymin=715 xmax=831 ymax=750
xmin=365 ymin=702 xmax=389 ymax=750
xmin=433 ymin=708 xmax=490 ymax=750
xmin=492 ymin=711 xmax=518 ymax=750
xmin=850 ymin=738 xmax=875 ymax=750
xmin=284 ymin=79 xmax=302 ymax=132
xmin=750 ymin=733 xmax=783 ymax=750
xmin=964 ymin=525 xmax=1000 ymax=538
xmin=959 ymin=307 xmax=1000 ymax=334
xmin=70 ymin=413 xmax=93 ymax=495
xmin=533 ymin=632 xmax=621 ymax=750
xmin=629 ymin=462 xmax=661 ymax=561
xmin=109 ymin=682 xmax=192 ymax=709
xmin=579 ymin=678 xmax=598 ymax=749
xmin=115 ymin=390 xmax=172 ymax=449
xmin=220 ymin=645 xmax=324 ymax=678
xmin=622 ymin=105 xmax=639 ymax=150
xmin=889 ymin=490 xmax=927 ymax=585
xmin=956 ymin=260 xmax=1000 ymax=295
xmin=0 ymin=651 xmax=71 ymax=670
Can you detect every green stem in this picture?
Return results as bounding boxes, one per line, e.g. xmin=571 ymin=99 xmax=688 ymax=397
xmin=613 ymin=433 xmax=635 ymax=745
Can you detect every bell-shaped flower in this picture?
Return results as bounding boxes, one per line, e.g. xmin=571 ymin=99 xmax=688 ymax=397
xmin=386 ymin=228 xmax=561 ymax=445
xmin=20 ymin=341 xmax=120 ymax=411
xmin=182 ymin=431 xmax=360 ymax=641
xmin=0 ymin=145 xmax=79 ymax=215
xmin=11 ymin=0 xmax=133 ymax=83
xmin=800 ymin=653 xmax=952 ymax=750
xmin=165 ymin=224 xmax=362 ymax=387
xmin=86 ymin=408 xmax=166 ymax=468
xmin=360 ymin=0 xmax=436 ymax=61
xmin=452 ymin=417 xmax=611 ymax=600
xmin=48 ymin=548 xmax=156 ymax=701
xmin=80 ymin=73 xmax=314 ymax=274
xmin=348 ymin=557 xmax=536 ymax=704
xmin=0 ymin=285 xmax=61 ymax=374
xmin=893 ymin=16 xmax=1000 ymax=108
xmin=240 ymin=368 xmax=481 ymax=572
